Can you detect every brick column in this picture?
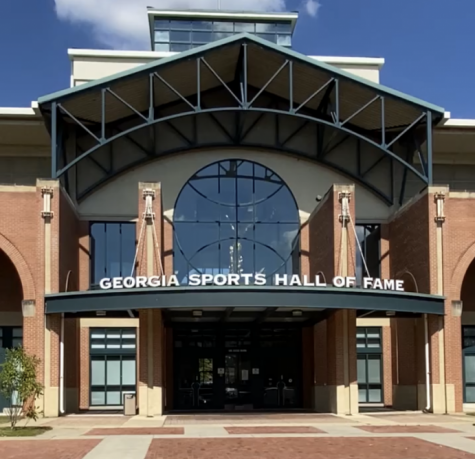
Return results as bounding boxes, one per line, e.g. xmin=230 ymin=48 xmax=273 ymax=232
xmin=309 ymin=184 xmax=358 ymax=414
xmin=137 ymin=182 xmax=165 ymax=417
xmin=389 ymin=187 xmax=457 ymax=412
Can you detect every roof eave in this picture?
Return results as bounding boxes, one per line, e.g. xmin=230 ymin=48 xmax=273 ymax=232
xmin=38 ymin=32 xmax=445 ymax=117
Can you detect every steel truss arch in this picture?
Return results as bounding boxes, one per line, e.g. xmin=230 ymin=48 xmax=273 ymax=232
xmin=40 ymin=37 xmax=443 ymax=206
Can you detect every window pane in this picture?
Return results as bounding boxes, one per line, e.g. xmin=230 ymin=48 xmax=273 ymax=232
xmin=234 ymin=22 xmax=255 ymax=32
xmin=368 ymin=356 xmax=382 ymax=383
xmin=91 ymin=223 xmax=105 ymax=284
xmin=277 ymin=34 xmax=292 ymax=46
xmin=121 ymin=224 xmax=135 ymax=277
xmin=193 ymin=21 xmax=213 ymax=30
xmin=466 ymin=386 xmax=475 ymax=403
xmin=170 ymin=43 xmax=192 ymax=52
xmin=107 ymin=359 xmax=121 ymax=385
xmin=154 ymin=31 xmax=170 ymax=42
xmin=91 ymin=391 xmax=105 ymax=405
xmin=357 ymin=357 xmax=366 ymax=383
xmin=12 ymin=338 xmax=22 ymax=348
xmin=91 ymin=360 xmax=105 ymax=385
xmin=171 ymin=30 xmax=191 ymax=42
xmin=464 ymin=354 xmax=475 ymax=383
xmin=213 ymin=21 xmax=233 ymax=32
xmin=105 ymin=224 xmax=121 ymax=277
xmin=170 ymin=20 xmax=192 ymax=30
xmin=257 ymin=33 xmax=277 ymax=43
xmin=212 ymin=32 xmax=233 ymax=41
xmin=107 ymin=391 xmax=121 ymax=405
xmin=367 ymin=339 xmax=381 ymax=349
xmin=192 ymin=31 xmax=213 ymax=43
xmin=275 ymin=22 xmax=292 ymax=33
xmin=358 ymin=388 xmax=367 ymax=403
xmin=12 ymin=328 xmax=22 ymax=338
xmin=368 ymin=389 xmax=382 ymax=403
xmin=155 ymin=43 xmax=170 ymax=52
xmin=154 ymin=20 xmax=169 ymax=29
xmin=122 ymin=359 xmax=136 ymax=385
xmin=256 ymin=23 xmax=274 ymax=33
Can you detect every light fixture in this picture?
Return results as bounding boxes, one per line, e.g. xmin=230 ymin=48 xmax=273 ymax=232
xmin=451 ymin=300 xmax=463 ymax=318
xmin=192 ymin=310 xmax=203 ymax=318
xmin=292 ymin=310 xmax=303 ymax=317
xmin=96 ymin=311 xmax=106 ymax=317
xmin=386 ymin=311 xmax=396 ymax=317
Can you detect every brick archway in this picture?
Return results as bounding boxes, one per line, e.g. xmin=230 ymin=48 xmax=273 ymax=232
xmin=451 ymin=241 xmax=475 ymax=299
xmin=0 ymin=233 xmax=35 ymax=300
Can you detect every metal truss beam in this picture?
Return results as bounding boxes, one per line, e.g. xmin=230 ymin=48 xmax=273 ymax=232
xmin=49 ymin=45 xmax=436 ymax=206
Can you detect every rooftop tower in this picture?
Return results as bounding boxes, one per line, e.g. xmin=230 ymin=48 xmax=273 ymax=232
xmin=147 ymin=8 xmax=299 ymax=52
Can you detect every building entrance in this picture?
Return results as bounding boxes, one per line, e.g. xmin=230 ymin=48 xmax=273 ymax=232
xmin=173 ymin=326 xmax=302 ymax=411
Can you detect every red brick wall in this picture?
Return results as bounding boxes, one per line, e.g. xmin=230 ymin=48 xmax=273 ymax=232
xmin=79 ymin=327 xmax=89 ymax=410
xmin=0 ymin=188 xmax=40 ymax=380
xmin=444 ymin=195 xmax=475 ymax=411
xmin=382 ymin=325 xmax=393 ymax=406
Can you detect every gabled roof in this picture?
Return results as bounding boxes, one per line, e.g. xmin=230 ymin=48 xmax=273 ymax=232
xmin=38 ymin=32 xmax=444 ymax=118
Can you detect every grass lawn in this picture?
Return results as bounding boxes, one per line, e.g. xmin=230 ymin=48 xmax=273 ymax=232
xmin=0 ymin=417 xmax=10 ymax=424
xmin=0 ymin=426 xmax=52 ymax=437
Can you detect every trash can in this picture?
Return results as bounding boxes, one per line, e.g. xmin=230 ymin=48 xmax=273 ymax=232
xmin=123 ymin=394 xmax=136 ymax=416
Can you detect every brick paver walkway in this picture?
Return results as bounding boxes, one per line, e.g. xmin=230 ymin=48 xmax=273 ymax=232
xmin=0 ymin=439 xmax=101 ymax=459
xmin=85 ymin=427 xmax=184 ymax=436
xmin=356 ymin=425 xmax=462 ymax=433
xmin=164 ymin=413 xmax=351 ymax=425
xmin=225 ymin=426 xmax=325 ymax=434
xmin=1 ymin=412 xmax=474 ymax=458
xmin=144 ymin=437 xmax=475 ymax=459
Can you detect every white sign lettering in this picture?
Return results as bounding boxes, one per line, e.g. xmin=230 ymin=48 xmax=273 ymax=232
xmin=98 ymin=274 xmax=405 ymax=291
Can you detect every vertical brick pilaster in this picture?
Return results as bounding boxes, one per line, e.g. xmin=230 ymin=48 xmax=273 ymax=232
xmin=310 ymin=184 xmax=357 ymax=414
xmin=137 ymin=182 xmax=165 ymax=417
xmin=79 ymin=326 xmax=89 ymax=410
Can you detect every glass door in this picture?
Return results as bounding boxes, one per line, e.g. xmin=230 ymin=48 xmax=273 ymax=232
xmin=174 ymin=328 xmax=219 ymax=410
xmin=259 ymin=328 xmax=301 ymax=409
xmin=224 ymin=353 xmax=252 ymax=407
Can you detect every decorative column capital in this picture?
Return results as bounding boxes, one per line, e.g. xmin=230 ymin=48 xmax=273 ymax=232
xmin=434 ymin=192 xmax=446 ymax=223
xmin=41 ymin=187 xmax=54 ymax=218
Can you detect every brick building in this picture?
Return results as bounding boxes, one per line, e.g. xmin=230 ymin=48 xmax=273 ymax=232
xmin=0 ymin=8 xmax=474 ymax=417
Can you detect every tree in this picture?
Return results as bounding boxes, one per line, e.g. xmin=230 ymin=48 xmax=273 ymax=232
xmin=0 ymin=346 xmax=43 ymax=429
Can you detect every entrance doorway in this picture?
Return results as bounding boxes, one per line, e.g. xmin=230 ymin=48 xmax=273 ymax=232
xmin=173 ymin=326 xmax=302 ymax=411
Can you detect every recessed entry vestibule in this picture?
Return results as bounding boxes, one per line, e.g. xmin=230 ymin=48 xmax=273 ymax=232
xmin=172 ymin=325 xmax=303 ymax=411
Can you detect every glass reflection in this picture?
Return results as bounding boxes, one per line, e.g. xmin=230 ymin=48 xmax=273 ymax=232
xmin=174 ymin=160 xmax=300 ymax=285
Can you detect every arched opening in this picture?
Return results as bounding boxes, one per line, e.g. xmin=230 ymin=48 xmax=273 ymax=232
xmin=0 ymin=249 xmax=24 ymax=412
xmin=170 ymin=159 xmax=304 ymax=411
xmin=173 ymin=159 xmax=300 ymax=285
xmin=460 ymin=259 xmax=475 ymax=403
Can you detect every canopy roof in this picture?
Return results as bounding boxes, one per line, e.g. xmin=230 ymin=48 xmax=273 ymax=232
xmin=39 ymin=33 xmax=444 ymax=123
xmin=38 ymin=33 xmax=445 ymax=205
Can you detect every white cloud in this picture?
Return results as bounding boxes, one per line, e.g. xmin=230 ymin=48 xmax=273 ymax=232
xmin=303 ymin=0 xmax=321 ymax=17
xmin=54 ymin=0 xmax=288 ymax=50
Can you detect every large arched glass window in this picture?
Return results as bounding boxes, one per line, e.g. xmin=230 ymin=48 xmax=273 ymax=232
xmin=173 ymin=159 xmax=300 ymax=285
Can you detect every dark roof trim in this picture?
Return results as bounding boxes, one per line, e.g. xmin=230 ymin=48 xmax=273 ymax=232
xmin=38 ymin=33 xmax=445 ymax=115
xmin=45 ymin=286 xmax=445 ymax=315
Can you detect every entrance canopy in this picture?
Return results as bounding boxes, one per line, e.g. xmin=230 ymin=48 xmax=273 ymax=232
xmin=38 ymin=33 xmax=445 ymax=205
xmin=45 ymin=286 xmax=445 ymax=323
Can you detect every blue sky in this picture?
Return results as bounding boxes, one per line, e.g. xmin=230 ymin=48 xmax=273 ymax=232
xmin=0 ymin=0 xmax=473 ymax=118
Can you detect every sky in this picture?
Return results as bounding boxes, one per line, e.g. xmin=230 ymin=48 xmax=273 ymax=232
xmin=0 ymin=0 xmax=474 ymax=118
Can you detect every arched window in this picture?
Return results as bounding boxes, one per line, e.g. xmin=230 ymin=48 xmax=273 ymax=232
xmin=173 ymin=159 xmax=300 ymax=285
